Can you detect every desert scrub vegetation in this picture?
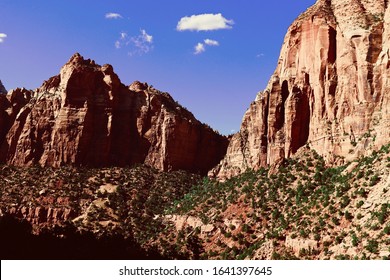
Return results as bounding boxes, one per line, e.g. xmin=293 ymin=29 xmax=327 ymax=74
xmin=1 ymin=143 xmax=389 ymax=260
xmin=0 ymin=164 xmax=201 ymax=259
xmin=167 ymin=144 xmax=390 ymax=260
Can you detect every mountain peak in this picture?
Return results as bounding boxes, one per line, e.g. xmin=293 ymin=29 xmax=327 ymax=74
xmin=0 ymin=80 xmax=7 ymax=94
xmin=212 ymin=0 xmax=390 ymax=180
xmin=65 ymin=52 xmax=98 ymax=68
xmin=0 ymin=54 xmax=228 ymax=174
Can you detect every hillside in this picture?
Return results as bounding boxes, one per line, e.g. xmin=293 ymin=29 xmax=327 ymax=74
xmin=164 ymin=143 xmax=390 ymax=259
xmin=1 ymin=143 xmax=389 ymax=259
xmin=1 ymin=0 xmax=390 ymax=260
xmin=0 ymin=164 xmax=201 ymax=259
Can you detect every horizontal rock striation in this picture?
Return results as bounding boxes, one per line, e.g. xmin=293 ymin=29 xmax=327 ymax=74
xmin=212 ymin=0 xmax=390 ymax=179
xmin=0 ymin=53 xmax=228 ymax=174
xmin=6 ymin=206 xmax=75 ymax=227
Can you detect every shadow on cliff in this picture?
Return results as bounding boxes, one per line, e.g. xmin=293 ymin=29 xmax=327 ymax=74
xmin=0 ymin=214 xmax=164 ymax=260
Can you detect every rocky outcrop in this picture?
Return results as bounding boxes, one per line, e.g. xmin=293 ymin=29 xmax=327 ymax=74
xmin=285 ymin=235 xmax=318 ymax=257
xmin=212 ymin=0 xmax=390 ymax=179
xmin=0 ymin=53 xmax=228 ymax=174
xmin=0 ymin=80 xmax=6 ymax=94
xmin=0 ymin=88 xmax=32 ymax=150
xmin=6 ymin=205 xmax=75 ymax=226
xmin=165 ymin=215 xmax=215 ymax=234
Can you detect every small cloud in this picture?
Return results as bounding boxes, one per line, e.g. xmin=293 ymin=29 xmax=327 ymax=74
xmin=0 ymin=33 xmax=7 ymax=43
xmin=120 ymin=32 xmax=128 ymax=40
xmin=194 ymin=43 xmax=205 ymax=55
xmin=140 ymin=29 xmax=153 ymax=43
xmin=256 ymin=53 xmax=265 ymax=58
xmin=230 ymin=129 xmax=236 ymax=133
xmin=177 ymin=13 xmax=234 ymax=31
xmin=105 ymin=13 xmax=123 ymax=19
xmin=115 ymin=29 xmax=153 ymax=56
xmin=115 ymin=32 xmax=128 ymax=49
xmin=129 ymin=29 xmax=153 ymax=55
xmin=204 ymin=39 xmax=219 ymax=46
xmin=193 ymin=39 xmax=219 ymax=55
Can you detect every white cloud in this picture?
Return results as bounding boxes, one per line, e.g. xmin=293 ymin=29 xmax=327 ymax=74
xmin=193 ymin=39 xmax=219 ymax=55
xmin=204 ymin=39 xmax=219 ymax=46
xmin=129 ymin=29 xmax=153 ymax=55
xmin=115 ymin=29 xmax=154 ymax=55
xmin=177 ymin=13 xmax=234 ymax=31
xmin=256 ymin=53 xmax=265 ymax=58
xmin=194 ymin=43 xmax=205 ymax=55
xmin=115 ymin=32 xmax=128 ymax=49
xmin=140 ymin=29 xmax=153 ymax=43
xmin=120 ymin=32 xmax=128 ymax=39
xmin=105 ymin=13 xmax=123 ymax=19
xmin=0 ymin=33 xmax=7 ymax=43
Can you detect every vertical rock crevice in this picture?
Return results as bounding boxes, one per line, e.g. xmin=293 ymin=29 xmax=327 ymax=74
xmin=213 ymin=0 xmax=390 ymax=179
xmin=1 ymin=54 xmax=228 ymax=175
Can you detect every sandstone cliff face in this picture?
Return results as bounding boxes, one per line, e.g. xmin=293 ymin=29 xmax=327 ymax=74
xmin=6 ymin=206 xmax=75 ymax=228
xmin=212 ymin=0 xmax=390 ymax=179
xmin=0 ymin=54 xmax=228 ymax=174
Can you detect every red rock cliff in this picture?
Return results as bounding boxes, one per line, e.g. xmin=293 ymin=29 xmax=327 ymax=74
xmin=212 ymin=0 xmax=390 ymax=179
xmin=0 ymin=53 xmax=228 ymax=174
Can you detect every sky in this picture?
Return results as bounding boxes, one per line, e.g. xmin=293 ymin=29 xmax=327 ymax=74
xmin=0 ymin=0 xmax=316 ymax=135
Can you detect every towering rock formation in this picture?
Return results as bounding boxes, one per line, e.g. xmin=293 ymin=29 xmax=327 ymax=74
xmin=0 ymin=80 xmax=6 ymax=94
xmin=0 ymin=53 xmax=228 ymax=174
xmin=212 ymin=0 xmax=390 ymax=179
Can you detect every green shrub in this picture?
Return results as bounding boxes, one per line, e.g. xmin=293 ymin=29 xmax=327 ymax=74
xmin=356 ymin=200 xmax=364 ymax=208
xmin=369 ymin=174 xmax=381 ymax=186
xmin=352 ymin=233 xmax=359 ymax=246
xmin=345 ymin=211 xmax=353 ymax=221
xmin=335 ymin=254 xmax=351 ymax=260
xmin=365 ymin=239 xmax=379 ymax=254
xmin=384 ymin=224 xmax=390 ymax=235
xmin=332 ymin=217 xmax=340 ymax=226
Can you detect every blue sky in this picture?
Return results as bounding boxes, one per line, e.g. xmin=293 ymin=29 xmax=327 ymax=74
xmin=0 ymin=0 xmax=315 ymax=135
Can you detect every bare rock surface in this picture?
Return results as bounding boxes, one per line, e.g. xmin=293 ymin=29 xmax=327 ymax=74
xmin=212 ymin=0 xmax=390 ymax=179
xmin=0 ymin=53 xmax=228 ymax=174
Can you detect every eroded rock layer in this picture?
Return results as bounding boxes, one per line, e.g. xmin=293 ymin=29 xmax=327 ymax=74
xmin=212 ymin=0 xmax=390 ymax=179
xmin=0 ymin=54 xmax=228 ymax=174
